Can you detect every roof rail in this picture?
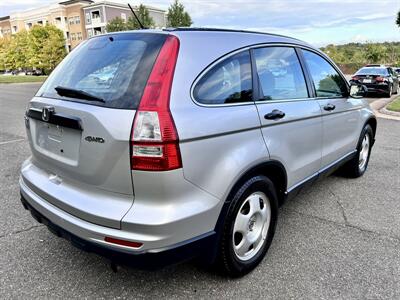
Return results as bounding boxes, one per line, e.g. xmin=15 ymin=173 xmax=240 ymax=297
xmin=163 ymin=27 xmax=303 ymax=42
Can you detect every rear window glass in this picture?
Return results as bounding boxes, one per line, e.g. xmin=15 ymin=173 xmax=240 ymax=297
xmin=193 ymin=51 xmax=252 ymax=105
xmin=356 ymin=67 xmax=389 ymax=76
xmin=37 ymin=33 xmax=167 ymax=109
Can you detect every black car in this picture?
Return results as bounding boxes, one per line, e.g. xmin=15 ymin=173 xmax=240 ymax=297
xmin=350 ymin=65 xmax=399 ymax=97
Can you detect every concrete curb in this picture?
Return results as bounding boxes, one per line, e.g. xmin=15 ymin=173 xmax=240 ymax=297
xmin=371 ymin=96 xmax=400 ymax=121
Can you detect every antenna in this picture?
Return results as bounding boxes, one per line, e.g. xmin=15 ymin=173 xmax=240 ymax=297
xmin=128 ymin=3 xmax=146 ymax=29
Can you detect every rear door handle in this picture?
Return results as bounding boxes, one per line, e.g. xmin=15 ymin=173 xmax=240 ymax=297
xmin=264 ymin=109 xmax=285 ymax=120
xmin=323 ymin=104 xmax=336 ymax=111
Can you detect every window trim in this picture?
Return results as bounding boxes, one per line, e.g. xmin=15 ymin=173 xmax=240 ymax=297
xmin=190 ymin=42 xmax=349 ymax=108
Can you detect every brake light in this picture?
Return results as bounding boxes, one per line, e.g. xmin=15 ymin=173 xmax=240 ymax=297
xmin=131 ymin=35 xmax=182 ymax=171
xmin=375 ymin=76 xmax=385 ymax=82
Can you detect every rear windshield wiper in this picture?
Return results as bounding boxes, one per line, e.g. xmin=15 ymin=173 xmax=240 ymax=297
xmin=55 ymin=86 xmax=105 ymax=103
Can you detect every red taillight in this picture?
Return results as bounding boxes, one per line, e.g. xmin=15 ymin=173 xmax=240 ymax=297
xmin=104 ymin=236 xmax=143 ymax=248
xmin=375 ymin=76 xmax=384 ymax=82
xmin=131 ymin=35 xmax=182 ymax=171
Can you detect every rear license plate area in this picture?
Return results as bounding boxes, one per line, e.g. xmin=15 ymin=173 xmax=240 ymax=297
xmin=33 ymin=120 xmax=81 ymax=165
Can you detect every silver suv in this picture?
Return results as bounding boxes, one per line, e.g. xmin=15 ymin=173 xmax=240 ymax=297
xmin=20 ymin=28 xmax=376 ymax=277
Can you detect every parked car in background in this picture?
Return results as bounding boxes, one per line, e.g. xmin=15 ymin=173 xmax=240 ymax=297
xmin=350 ymin=65 xmax=399 ymax=97
xmin=20 ymin=28 xmax=376 ymax=277
xmin=25 ymin=69 xmax=44 ymax=76
xmin=393 ymin=67 xmax=400 ymax=76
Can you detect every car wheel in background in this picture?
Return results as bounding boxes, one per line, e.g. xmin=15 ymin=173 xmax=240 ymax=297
xmin=385 ymin=84 xmax=393 ymax=97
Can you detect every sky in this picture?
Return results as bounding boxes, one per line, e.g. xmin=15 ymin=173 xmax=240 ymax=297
xmin=0 ymin=0 xmax=399 ymax=46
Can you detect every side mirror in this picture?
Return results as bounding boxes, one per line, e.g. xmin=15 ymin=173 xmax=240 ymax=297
xmin=349 ymin=84 xmax=368 ymax=98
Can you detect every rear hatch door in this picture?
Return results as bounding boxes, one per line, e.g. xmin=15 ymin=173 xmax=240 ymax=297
xmin=23 ymin=32 xmax=167 ymax=228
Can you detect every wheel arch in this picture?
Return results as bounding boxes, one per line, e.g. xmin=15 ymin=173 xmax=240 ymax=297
xmin=208 ymin=160 xmax=287 ymax=264
xmin=214 ymin=160 xmax=287 ymax=232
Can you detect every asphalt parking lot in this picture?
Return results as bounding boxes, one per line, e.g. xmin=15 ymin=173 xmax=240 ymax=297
xmin=0 ymin=83 xmax=399 ymax=299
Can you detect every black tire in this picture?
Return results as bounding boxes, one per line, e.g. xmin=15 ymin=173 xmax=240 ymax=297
xmin=385 ymin=84 xmax=392 ymax=98
xmin=339 ymin=124 xmax=373 ymax=178
xmin=216 ymin=175 xmax=278 ymax=277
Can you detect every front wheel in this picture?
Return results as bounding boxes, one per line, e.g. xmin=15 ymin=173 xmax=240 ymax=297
xmin=339 ymin=124 xmax=373 ymax=178
xmin=216 ymin=176 xmax=278 ymax=277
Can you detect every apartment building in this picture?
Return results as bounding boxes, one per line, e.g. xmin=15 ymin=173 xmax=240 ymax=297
xmin=0 ymin=1 xmax=166 ymax=51
xmin=84 ymin=1 xmax=166 ymax=37
xmin=0 ymin=16 xmax=12 ymax=38
xmin=0 ymin=0 xmax=92 ymax=51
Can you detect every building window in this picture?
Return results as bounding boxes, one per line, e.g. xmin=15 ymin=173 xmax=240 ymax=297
xmin=91 ymin=11 xmax=101 ymax=24
xmin=26 ymin=23 xmax=32 ymax=29
xmin=55 ymin=17 xmax=61 ymax=24
xmin=12 ymin=26 xmax=17 ymax=33
xmin=121 ymin=13 xmax=127 ymax=21
xmin=87 ymin=29 xmax=93 ymax=37
xmin=37 ymin=20 xmax=43 ymax=25
xmin=66 ymin=31 xmax=70 ymax=39
xmin=75 ymin=16 xmax=80 ymax=24
xmin=71 ymin=33 xmax=76 ymax=41
xmin=69 ymin=17 xmax=74 ymax=25
xmin=85 ymin=12 xmax=90 ymax=24
xmin=77 ymin=32 xmax=82 ymax=40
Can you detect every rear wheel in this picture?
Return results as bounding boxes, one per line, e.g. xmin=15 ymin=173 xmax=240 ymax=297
xmin=217 ymin=176 xmax=278 ymax=277
xmin=339 ymin=124 xmax=373 ymax=178
xmin=385 ymin=84 xmax=393 ymax=98
xmin=395 ymin=84 xmax=400 ymax=95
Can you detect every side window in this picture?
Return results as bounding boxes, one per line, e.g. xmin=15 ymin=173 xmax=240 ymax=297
xmin=302 ymin=50 xmax=348 ymax=97
xmin=253 ymin=47 xmax=308 ymax=100
xmin=193 ymin=51 xmax=252 ymax=105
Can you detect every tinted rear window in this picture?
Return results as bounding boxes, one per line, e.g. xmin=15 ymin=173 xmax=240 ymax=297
xmin=356 ymin=67 xmax=388 ymax=76
xmin=37 ymin=33 xmax=167 ymax=109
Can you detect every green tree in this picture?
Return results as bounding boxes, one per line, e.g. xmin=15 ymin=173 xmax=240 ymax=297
xmin=28 ymin=25 xmax=66 ymax=74
xmin=106 ymin=17 xmax=127 ymax=32
xmin=0 ymin=37 xmax=11 ymax=70
xmin=167 ymin=0 xmax=192 ymax=27
xmin=364 ymin=43 xmax=385 ymax=63
xmin=396 ymin=10 xmax=400 ymax=27
xmin=126 ymin=4 xmax=155 ymax=29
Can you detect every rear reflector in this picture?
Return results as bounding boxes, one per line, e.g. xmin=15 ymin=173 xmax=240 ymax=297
xmin=131 ymin=35 xmax=182 ymax=171
xmin=104 ymin=236 xmax=143 ymax=248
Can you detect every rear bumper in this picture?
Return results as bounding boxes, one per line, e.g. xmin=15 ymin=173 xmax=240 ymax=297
xmin=20 ymin=192 xmax=218 ymax=269
xmin=20 ymin=157 xmax=222 ymax=251
xmin=363 ymin=83 xmax=390 ymax=94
